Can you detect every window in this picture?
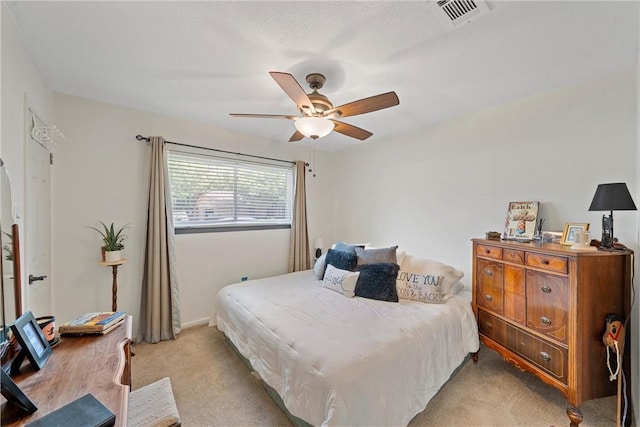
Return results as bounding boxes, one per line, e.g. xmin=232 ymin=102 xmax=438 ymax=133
xmin=167 ymin=149 xmax=294 ymax=233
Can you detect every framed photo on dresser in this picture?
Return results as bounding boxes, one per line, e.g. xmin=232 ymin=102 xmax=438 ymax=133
xmin=561 ymin=222 xmax=590 ymax=246
xmin=503 ymin=201 xmax=539 ymax=240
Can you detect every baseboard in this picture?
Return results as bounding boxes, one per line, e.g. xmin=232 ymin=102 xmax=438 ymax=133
xmin=180 ymin=318 xmax=210 ymax=329
xmin=131 ymin=318 xmax=211 ymax=343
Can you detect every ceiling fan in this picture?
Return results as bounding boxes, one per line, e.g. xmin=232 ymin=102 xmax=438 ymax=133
xmin=230 ymin=71 xmax=399 ymax=142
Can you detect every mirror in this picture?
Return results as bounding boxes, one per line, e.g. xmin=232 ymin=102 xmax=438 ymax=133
xmin=1 ymin=157 xmax=22 ymax=368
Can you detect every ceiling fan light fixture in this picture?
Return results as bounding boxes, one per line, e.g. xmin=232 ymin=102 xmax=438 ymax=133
xmin=294 ymin=117 xmax=334 ymax=140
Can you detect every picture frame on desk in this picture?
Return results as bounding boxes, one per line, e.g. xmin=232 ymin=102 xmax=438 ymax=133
xmin=0 ymin=369 xmax=37 ymax=414
xmin=9 ymin=311 xmax=51 ymax=374
xmin=561 ymin=223 xmax=589 ymax=246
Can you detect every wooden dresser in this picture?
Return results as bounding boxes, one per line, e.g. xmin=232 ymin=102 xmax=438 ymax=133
xmin=472 ymin=239 xmax=632 ymax=426
xmin=1 ymin=316 xmax=132 ymax=426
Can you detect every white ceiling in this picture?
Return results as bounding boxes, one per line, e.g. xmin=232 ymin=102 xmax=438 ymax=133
xmin=6 ymin=1 xmax=639 ymax=151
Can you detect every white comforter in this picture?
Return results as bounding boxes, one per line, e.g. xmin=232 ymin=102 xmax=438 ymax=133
xmin=215 ymin=270 xmax=479 ymax=427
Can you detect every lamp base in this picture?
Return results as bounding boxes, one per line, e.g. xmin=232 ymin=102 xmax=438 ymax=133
xmin=600 ymin=213 xmax=614 ymax=249
xmin=596 ymin=239 xmax=628 ymax=251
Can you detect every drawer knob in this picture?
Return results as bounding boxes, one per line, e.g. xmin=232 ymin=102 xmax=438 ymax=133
xmin=485 ymin=249 xmax=491 ymax=254
xmin=541 ymin=285 xmax=552 ymax=293
xmin=539 ymin=351 xmax=551 ymax=362
xmin=484 ymin=269 xmax=493 ymax=277
xmin=541 ymin=259 xmax=550 ymax=265
xmin=485 ymin=294 xmax=493 ymax=302
xmin=540 ymin=316 xmax=552 ymax=326
xmin=485 ymin=322 xmax=493 ymax=329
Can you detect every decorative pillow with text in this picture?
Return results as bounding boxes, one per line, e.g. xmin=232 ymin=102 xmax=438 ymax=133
xmin=321 ymin=264 xmax=360 ymax=297
xmin=396 ymin=255 xmax=464 ymax=303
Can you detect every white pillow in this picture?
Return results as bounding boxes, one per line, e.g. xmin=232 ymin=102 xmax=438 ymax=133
xmin=313 ymin=252 xmax=327 ymax=279
xmin=321 ymin=264 xmax=360 ymax=297
xmin=396 ymin=255 xmax=464 ymax=303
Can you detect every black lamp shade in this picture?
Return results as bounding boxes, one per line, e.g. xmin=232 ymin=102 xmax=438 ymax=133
xmin=588 ymin=183 xmax=637 ymax=212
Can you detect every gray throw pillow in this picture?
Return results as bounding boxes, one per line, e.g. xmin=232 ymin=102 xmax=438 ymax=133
xmin=355 ymin=246 xmax=398 ymax=265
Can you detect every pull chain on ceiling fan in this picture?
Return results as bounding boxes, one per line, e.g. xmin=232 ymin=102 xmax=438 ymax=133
xmin=230 ymin=71 xmax=399 ymax=142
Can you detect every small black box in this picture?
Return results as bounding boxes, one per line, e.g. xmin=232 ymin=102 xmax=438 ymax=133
xmin=26 ymin=393 xmax=115 ymax=427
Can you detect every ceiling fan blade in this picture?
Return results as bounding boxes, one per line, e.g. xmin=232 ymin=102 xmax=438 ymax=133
xmin=229 ymin=113 xmax=297 ymax=120
xmin=331 ymin=120 xmax=373 ymax=141
xmin=289 ymin=131 xmax=305 ymax=142
xmin=327 ymin=91 xmax=399 ymax=118
xmin=269 ymin=72 xmax=316 ymax=114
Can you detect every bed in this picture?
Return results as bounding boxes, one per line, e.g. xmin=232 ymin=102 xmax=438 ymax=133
xmin=215 ymin=251 xmax=479 ymax=427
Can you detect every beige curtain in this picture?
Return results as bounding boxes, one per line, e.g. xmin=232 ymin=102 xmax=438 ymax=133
xmin=138 ymin=136 xmax=181 ymax=343
xmin=288 ymin=160 xmax=311 ymax=272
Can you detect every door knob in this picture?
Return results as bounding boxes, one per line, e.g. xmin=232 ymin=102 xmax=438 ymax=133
xmin=29 ymin=274 xmax=47 ymax=285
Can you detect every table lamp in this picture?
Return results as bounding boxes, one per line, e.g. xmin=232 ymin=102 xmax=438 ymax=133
xmin=314 ymin=238 xmax=324 ymax=259
xmin=588 ymin=182 xmax=637 ymax=250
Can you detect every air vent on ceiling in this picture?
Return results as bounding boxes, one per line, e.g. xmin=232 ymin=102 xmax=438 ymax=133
xmin=430 ymin=0 xmax=491 ymax=27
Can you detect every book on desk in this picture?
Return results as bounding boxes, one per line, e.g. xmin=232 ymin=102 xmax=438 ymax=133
xmin=58 ymin=312 xmax=126 ymax=335
xmin=25 ymin=393 xmax=115 ymax=427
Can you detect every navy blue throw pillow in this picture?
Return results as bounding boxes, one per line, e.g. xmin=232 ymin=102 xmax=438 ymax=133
xmin=323 ymin=249 xmax=358 ymax=278
xmin=355 ymin=263 xmax=400 ymax=302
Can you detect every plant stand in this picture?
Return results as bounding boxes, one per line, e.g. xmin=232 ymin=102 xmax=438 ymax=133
xmin=99 ymin=259 xmax=128 ymax=311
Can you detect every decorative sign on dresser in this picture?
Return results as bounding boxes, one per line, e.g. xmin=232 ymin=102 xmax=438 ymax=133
xmin=472 ymin=239 xmax=632 ymax=426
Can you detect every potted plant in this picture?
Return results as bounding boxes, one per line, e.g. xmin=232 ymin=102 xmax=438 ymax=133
xmin=89 ymin=221 xmax=129 ymax=262
xmin=2 ymin=231 xmax=12 ymax=261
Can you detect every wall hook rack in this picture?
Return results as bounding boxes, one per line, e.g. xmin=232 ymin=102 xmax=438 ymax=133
xmin=29 ymin=110 xmax=65 ymax=150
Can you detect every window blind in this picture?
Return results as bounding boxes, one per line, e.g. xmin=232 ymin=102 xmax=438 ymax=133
xmin=167 ymin=149 xmax=294 ymax=232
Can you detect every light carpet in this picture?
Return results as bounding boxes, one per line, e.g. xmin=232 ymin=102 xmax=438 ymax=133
xmin=131 ymin=325 xmax=622 ymax=426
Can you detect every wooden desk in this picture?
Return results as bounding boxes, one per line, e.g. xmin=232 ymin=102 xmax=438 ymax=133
xmin=1 ymin=316 xmax=132 ymax=426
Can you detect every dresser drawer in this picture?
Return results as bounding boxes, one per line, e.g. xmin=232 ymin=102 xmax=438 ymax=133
xmin=476 ymin=244 xmax=503 ymax=260
xmin=503 ymin=265 xmax=525 ymax=325
xmin=525 ymin=252 xmax=568 ymax=274
xmin=503 ymin=249 xmax=524 ymax=264
xmin=478 ymin=309 xmax=507 ymax=343
xmin=479 ymin=310 xmax=567 ymax=383
xmin=476 ymin=259 xmax=504 ymax=314
xmin=526 ymin=271 xmax=569 ymax=343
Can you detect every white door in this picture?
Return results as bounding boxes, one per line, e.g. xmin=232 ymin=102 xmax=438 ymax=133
xmin=26 ymin=115 xmax=52 ymax=317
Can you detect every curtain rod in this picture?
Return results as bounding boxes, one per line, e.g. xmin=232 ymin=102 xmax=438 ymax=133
xmin=135 ymin=135 xmax=307 ymax=166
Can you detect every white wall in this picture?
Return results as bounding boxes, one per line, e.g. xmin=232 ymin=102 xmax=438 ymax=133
xmin=51 ymin=94 xmax=334 ymax=332
xmin=330 ymin=70 xmax=638 ymax=288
